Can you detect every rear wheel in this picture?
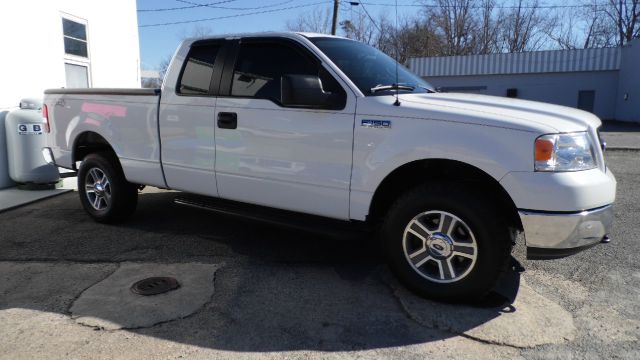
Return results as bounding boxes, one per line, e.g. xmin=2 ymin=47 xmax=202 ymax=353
xmin=381 ymin=183 xmax=512 ymax=302
xmin=78 ymin=152 xmax=138 ymax=223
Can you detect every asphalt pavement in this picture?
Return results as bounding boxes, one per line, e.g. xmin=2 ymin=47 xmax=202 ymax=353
xmin=600 ymin=120 xmax=640 ymax=150
xmin=0 ymin=150 xmax=638 ymax=359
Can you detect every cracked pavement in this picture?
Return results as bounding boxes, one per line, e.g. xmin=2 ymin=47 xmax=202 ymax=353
xmin=0 ymin=151 xmax=638 ymax=359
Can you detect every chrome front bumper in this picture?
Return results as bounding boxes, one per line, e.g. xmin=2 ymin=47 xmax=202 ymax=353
xmin=520 ymin=205 xmax=613 ymax=259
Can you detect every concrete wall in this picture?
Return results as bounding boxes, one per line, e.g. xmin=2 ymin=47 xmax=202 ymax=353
xmin=425 ymin=71 xmax=620 ymax=120
xmin=0 ymin=0 xmax=141 ymax=111
xmin=616 ymin=39 xmax=640 ymax=122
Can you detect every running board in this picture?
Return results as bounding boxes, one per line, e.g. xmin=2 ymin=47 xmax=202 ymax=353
xmin=173 ymin=194 xmax=370 ymax=238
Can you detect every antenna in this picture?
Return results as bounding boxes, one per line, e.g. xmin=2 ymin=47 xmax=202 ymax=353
xmin=393 ymin=0 xmax=400 ymax=106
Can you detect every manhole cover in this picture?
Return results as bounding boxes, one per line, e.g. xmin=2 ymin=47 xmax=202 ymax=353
xmin=131 ymin=277 xmax=180 ymax=296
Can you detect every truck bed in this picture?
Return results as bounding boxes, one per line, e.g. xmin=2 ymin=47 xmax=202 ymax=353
xmin=44 ymin=88 xmax=165 ymax=189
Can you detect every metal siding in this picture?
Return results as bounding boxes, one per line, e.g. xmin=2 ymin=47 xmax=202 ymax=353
xmin=409 ymin=47 xmax=622 ymax=77
xmin=552 ymin=51 xmax=558 ymax=72
xmin=587 ymin=48 xmax=595 ymax=69
xmin=445 ymin=56 xmax=450 ymax=75
xmin=462 ymin=55 xmax=468 ymax=75
xmin=485 ymin=55 xmax=491 ymax=74
xmin=584 ymin=49 xmax=590 ymax=70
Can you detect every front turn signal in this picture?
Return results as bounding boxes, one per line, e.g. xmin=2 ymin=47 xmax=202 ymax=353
xmin=535 ymin=138 xmax=554 ymax=161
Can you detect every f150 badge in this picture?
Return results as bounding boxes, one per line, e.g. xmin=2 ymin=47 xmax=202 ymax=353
xmin=361 ymin=119 xmax=391 ymax=129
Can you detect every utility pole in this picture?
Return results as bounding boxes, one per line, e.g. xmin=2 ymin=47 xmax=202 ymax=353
xmin=331 ymin=0 xmax=339 ymax=35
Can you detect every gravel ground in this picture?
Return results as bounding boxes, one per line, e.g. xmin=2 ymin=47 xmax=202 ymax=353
xmin=0 ymin=151 xmax=638 ymax=359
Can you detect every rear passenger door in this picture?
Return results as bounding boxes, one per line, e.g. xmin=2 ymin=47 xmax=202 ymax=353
xmin=214 ymin=38 xmax=356 ymax=219
xmin=159 ymin=40 xmax=227 ymax=196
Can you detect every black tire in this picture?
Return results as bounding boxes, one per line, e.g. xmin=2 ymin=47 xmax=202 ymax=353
xmin=380 ymin=183 xmax=512 ymax=303
xmin=77 ymin=152 xmax=138 ymax=223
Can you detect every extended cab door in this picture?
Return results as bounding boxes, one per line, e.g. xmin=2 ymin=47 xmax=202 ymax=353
xmin=159 ymin=40 xmax=227 ymax=196
xmin=214 ymin=38 xmax=356 ymax=219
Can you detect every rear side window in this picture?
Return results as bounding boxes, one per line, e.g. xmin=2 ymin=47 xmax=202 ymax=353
xmin=178 ymin=44 xmax=220 ymax=95
xmin=231 ymin=42 xmax=319 ymax=101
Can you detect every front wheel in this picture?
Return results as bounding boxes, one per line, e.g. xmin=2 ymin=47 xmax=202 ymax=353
xmin=78 ymin=152 xmax=138 ymax=223
xmin=381 ymin=183 xmax=512 ymax=303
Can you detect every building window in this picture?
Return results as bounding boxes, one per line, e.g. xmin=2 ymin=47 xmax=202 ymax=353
xmin=62 ymin=18 xmax=88 ymax=58
xmin=62 ymin=15 xmax=90 ymax=88
xmin=65 ymin=63 xmax=89 ymax=88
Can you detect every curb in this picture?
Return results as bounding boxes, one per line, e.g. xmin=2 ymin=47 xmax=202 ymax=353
xmin=0 ymin=189 xmax=73 ymax=214
xmin=606 ymin=147 xmax=640 ymax=152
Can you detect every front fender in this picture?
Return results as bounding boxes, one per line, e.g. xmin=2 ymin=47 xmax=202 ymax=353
xmin=349 ymin=115 xmax=536 ymax=220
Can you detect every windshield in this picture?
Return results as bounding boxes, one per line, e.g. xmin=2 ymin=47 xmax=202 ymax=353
xmin=309 ymin=37 xmax=434 ymax=96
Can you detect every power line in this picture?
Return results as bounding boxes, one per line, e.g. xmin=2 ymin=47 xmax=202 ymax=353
xmin=172 ymin=0 xmax=296 ymax=12
xmin=357 ymin=1 xmax=382 ymax=33
xmin=138 ymin=0 xmax=239 ymax=12
xmin=139 ymin=1 xmax=332 ymax=28
xmin=357 ymin=1 xmax=610 ymax=10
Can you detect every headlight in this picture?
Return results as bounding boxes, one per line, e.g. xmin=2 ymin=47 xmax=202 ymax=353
xmin=534 ymin=132 xmax=596 ymax=172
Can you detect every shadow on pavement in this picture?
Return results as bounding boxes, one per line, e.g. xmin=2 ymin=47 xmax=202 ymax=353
xmin=600 ymin=120 xmax=640 ymax=132
xmin=0 ymin=190 xmax=522 ymax=352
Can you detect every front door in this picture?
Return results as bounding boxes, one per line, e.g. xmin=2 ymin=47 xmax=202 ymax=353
xmin=214 ymin=38 xmax=356 ymax=219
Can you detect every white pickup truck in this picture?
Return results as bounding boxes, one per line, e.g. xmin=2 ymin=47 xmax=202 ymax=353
xmin=43 ymin=32 xmax=616 ymax=302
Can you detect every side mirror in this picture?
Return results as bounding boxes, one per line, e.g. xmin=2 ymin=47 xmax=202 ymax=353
xmin=281 ymin=74 xmax=344 ymax=110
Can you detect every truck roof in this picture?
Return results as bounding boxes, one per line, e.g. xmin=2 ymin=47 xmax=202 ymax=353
xmin=184 ymin=31 xmax=348 ymax=42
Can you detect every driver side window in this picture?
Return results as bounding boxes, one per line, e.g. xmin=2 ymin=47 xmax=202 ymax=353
xmin=230 ymin=41 xmax=343 ymax=104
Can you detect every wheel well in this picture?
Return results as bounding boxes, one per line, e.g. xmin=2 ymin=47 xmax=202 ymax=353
xmin=72 ymin=132 xmax=117 ymax=170
xmin=368 ymin=159 xmax=522 ymax=231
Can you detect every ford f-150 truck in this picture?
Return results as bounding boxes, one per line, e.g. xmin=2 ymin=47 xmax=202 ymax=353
xmin=42 ymin=32 xmax=616 ymax=302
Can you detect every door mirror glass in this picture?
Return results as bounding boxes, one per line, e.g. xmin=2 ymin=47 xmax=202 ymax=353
xmin=281 ymin=74 xmax=345 ymax=110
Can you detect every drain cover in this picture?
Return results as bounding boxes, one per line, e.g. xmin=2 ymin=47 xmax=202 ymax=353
xmin=131 ymin=277 xmax=180 ymax=296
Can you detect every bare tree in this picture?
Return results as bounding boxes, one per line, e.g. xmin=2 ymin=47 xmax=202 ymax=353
xmin=499 ymin=0 xmax=550 ymax=52
xmin=476 ymin=0 xmax=501 ymax=54
xmin=377 ymin=17 xmax=444 ymax=63
xmin=424 ymin=0 xmax=478 ymax=55
xmin=340 ymin=7 xmax=378 ymax=45
xmin=158 ymin=55 xmax=172 ymax=83
xmin=604 ymin=0 xmax=640 ymax=45
xmin=286 ymin=6 xmax=333 ymax=34
xmin=582 ymin=1 xmax=618 ymax=47
xmin=178 ymin=24 xmax=215 ymax=40
xmin=548 ymin=2 xmax=616 ymax=49
xmin=549 ymin=0 xmax=637 ymax=49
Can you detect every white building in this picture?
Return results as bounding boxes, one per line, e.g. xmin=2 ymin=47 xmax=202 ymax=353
xmin=0 ymin=0 xmax=141 ymax=189
xmin=408 ymin=40 xmax=640 ymax=123
xmin=0 ymin=0 xmax=141 ymax=110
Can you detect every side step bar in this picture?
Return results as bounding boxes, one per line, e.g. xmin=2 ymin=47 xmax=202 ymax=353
xmin=174 ymin=194 xmax=371 ymax=238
